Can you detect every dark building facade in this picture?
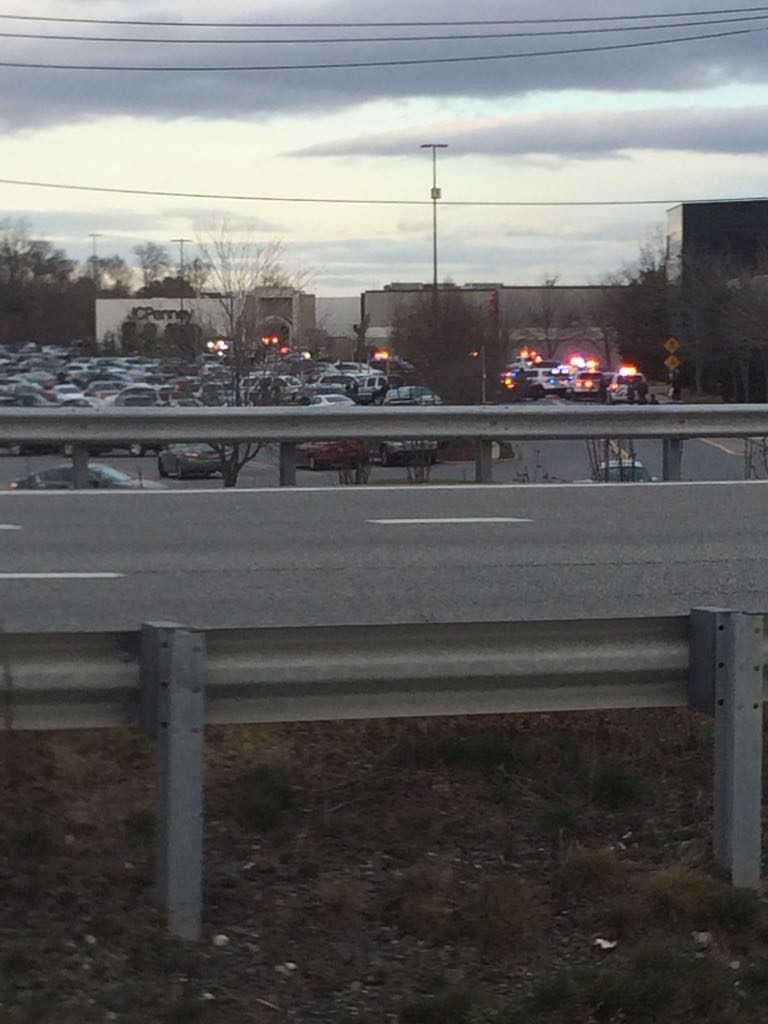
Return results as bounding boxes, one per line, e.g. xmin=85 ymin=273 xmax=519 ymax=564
xmin=667 ymin=200 xmax=768 ymax=278
xmin=666 ymin=200 xmax=768 ymax=394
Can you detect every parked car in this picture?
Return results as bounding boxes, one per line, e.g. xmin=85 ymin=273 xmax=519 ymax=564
xmin=308 ymin=373 xmax=360 ymax=395
xmin=378 ymin=439 xmax=438 ymax=467
xmin=295 ymin=439 xmax=366 ymax=470
xmin=382 ymin=386 xmax=442 ymax=405
xmin=355 ymin=374 xmax=389 ymax=405
xmin=158 ymin=444 xmax=224 ymax=479
xmin=52 ymin=382 xmax=86 ymax=403
xmin=309 ymin=394 xmax=356 ymax=407
xmin=592 ymin=460 xmax=654 ymax=483
xmin=9 ymin=463 xmax=167 ymax=490
xmin=0 ymin=393 xmax=63 ymax=454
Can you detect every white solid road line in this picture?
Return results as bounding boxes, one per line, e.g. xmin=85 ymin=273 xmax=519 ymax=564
xmin=368 ymin=517 xmax=533 ymax=525
xmin=0 ymin=524 xmax=22 ymax=530
xmin=0 ymin=572 xmax=124 ymax=580
xmin=1 ymin=480 xmax=767 ymax=497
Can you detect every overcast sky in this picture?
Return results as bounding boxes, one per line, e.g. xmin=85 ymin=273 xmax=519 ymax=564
xmin=1 ymin=0 xmax=767 ymax=294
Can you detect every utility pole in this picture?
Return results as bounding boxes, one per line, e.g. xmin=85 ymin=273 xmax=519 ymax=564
xmin=420 ymin=143 xmax=448 ymax=332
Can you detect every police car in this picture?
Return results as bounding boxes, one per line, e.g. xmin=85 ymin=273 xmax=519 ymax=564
xmin=605 ymin=366 xmax=648 ymax=403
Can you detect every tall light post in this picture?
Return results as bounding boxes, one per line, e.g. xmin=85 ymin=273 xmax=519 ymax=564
xmin=88 ymin=232 xmax=103 ymax=286
xmin=420 ymin=143 xmax=448 ymax=328
xmin=171 ymin=237 xmax=193 ymax=313
xmin=88 ymin=232 xmax=103 ymax=350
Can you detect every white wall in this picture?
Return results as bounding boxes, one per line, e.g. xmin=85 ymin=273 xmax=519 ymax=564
xmin=95 ymin=298 xmax=229 ymax=351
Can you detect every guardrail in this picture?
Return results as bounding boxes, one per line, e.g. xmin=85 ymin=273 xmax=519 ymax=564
xmin=2 ymin=404 xmax=768 ymax=484
xmin=2 ymin=609 xmax=766 ymax=938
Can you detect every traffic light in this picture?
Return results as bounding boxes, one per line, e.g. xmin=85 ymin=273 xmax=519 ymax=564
xmin=488 ymin=291 xmax=499 ymax=317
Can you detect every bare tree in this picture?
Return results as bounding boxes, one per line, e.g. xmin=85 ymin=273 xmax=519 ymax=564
xmin=721 ymin=259 xmax=768 ymax=402
xmin=536 ymin=275 xmax=561 ymax=359
xmin=133 ymin=242 xmax=171 ymax=289
xmin=195 ymin=217 xmax=305 ymax=486
xmin=186 ymin=256 xmax=212 ymax=295
xmin=91 ymin=255 xmax=133 ymax=295
xmin=596 ymin=237 xmax=671 ymax=378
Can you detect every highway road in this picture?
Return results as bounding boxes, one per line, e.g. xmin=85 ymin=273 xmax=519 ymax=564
xmin=1 ymin=481 xmax=767 ymax=632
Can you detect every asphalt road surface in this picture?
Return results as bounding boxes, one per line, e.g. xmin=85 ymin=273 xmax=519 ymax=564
xmin=1 ymin=482 xmax=767 ymax=632
xmin=0 ymin=432 xmax=754 ymax=492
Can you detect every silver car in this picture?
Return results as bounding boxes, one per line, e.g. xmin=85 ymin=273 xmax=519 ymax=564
xmin=158 ymin=444 xmax=224 ymax=479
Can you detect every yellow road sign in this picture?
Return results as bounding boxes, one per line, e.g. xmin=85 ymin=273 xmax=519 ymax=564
xmin=665 ymin=336 xmax=680 ymax=355
xmin=664 ymin=354 xmax=681 ymax=371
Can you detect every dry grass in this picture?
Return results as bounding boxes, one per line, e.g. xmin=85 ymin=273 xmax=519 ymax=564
xmin=560 ymin=845 xmax=628 ymax=892
xmin=316 ymin=874 xmax=367 ymax=917
xmin=468 ymin=875 xmax=540 ymax=948
xmin=395 ymin=858 xmax=456 ymax=939
xmin=641 ymin=863 xmax=759 ymax=931
xmin=3 ymin=710 xmax=766 ymax=1024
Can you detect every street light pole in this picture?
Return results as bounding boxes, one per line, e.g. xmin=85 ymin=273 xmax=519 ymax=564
xmin=88 ymin=233 xmax=103 ymax=351
xmin=420 ymin=143 xmax=448 ymax=328
xmin=171 ymin=238 xmax=193 ymax=314
xmin=88 ymin=232 xmax=103 ymax=285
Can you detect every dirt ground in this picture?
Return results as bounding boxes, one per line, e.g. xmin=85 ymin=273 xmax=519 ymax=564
xmin=3 ymin=710 xmax=768 ymax=1024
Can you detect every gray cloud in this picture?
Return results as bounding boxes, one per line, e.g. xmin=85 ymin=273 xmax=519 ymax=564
xmin=290 ymin=105 xmax=768 ymax=159
xmin=4 ymin=208 xmax=284 ymax=264
xmin=0 ymin=0 xmax=767 ymax=128
xmin=291 ymin=225 xmax=644 ymax=291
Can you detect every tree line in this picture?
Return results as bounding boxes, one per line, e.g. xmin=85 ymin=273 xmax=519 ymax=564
xmin=0 ymin=219 xmax=212 ymax=348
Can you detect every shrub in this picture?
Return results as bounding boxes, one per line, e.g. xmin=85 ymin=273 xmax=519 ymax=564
xmin=469 ymin=875 xmax=539 ymax=947
xmin=642 ymin=864 xmax=758 ymax=931
xmin=560 ymin=846 xmax=626 ymax=891
xmin=591 ymin=760 xmax=645 ymax=810
xmin=232 ymin=764 xmax=294 ymax=830
xmin=396 ymin=859 xmax=455 ymax=938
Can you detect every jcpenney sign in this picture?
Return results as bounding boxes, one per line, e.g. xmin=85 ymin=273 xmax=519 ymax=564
xmin=129 ymin=306 xmax=193 ymax=323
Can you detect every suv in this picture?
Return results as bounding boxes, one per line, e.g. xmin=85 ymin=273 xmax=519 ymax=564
xmin=606 ymin=370 xmax=648 ymax=403
xmin=356 ymin=374 xmax=388 ymax=405
xmin=383 ymin=386 xmax=442 ymax=405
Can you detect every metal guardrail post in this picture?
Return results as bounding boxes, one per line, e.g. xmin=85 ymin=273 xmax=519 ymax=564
xmin=662 ymin=438 xmax=683 ymax=481
xmin=279 ymin=442 xmax=297 ymax=487
xmin=475 ymin=439 xmax=493 ymax=484
xmin=140 ymin=623 xmax=206 ymax=939
xmin=71 ymin=444 xmax=90 ymax=489
xmin=690 ymin=608 xmax=764 ymax=889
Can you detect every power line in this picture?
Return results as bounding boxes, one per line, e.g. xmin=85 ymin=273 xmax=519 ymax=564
xmin=0 ymin=26 xmax=760 ymax=71
xmin=0 ymin=6 xmax=767 ymax=27
xmin=0 ymin=176 xmax=764 ymax=208
xmin=2 ymin=14 xmax=768 ymax=44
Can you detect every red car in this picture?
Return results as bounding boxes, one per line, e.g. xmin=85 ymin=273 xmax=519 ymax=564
xmin=296 ymin=440 xmax=366 ymax=470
